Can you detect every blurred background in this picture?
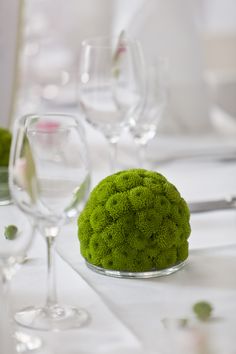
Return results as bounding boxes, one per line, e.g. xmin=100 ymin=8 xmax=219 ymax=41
xmin=1 ymin=0 xmax=236 ymax=136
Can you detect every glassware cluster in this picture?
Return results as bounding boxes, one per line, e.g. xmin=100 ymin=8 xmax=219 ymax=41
xmin=5 ymin=34 xmax=169 ymax=337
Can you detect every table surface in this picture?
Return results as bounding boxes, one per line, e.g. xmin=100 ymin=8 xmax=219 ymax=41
xmin=2 ymin=125 xmax=236 ymax=354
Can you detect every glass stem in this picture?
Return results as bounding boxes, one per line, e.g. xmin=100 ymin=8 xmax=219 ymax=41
xmin=45 ymin=227 xmax=58 ymax=308
xmin=0 ymin=273 xmax=14 ymax=352
xmin=2 ymin=273 xmax=10 ymax=312
xmin=138 ymin=142 xmax=147 ymax=168
xmin=109 ymin=140 xmax=118 ymax=173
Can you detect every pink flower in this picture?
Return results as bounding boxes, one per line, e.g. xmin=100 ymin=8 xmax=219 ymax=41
xmin=36 ymin=120 xmax=60 ymax=133
xmin=113 ymin=45 xmax=126 ymax=62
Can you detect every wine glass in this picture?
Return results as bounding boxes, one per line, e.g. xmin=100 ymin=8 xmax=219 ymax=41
xmin=0 ymin=203 xmax=42 ymax=352
xmin=129 ymin=58 xmax=168 ymax=167
xmin=9 ymin=113 xmax=90 ymax=331
xmin=78 ymin=33 xmax=145 ymax=172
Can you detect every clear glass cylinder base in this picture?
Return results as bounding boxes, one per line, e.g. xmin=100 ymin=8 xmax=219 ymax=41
xmin=85 ymin=260 xmax=187 ymax=279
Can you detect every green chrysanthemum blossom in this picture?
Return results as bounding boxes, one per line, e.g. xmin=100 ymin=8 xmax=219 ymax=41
xmin=155 ymin=247 xmax=177 ymax=270
xmin=91 ymin=181 xmax=117 ymax=205
xmin=101 ymin=253 xmax=117 ymax=270
xmin=155 ymin=221 xmax=179 ymax=249
xmin=177 ymin=241 xmax=189 ymax=262
xmin=128 ymin=229 xmax=150 ymax=250
xmin=0 ymin=127 xmax=12 ymax=167
xmin=90 ymin=205 xmax=112 ymax=232
xmin=89 ymin=233 xmax=111 ymax=264
xmin=135 ymin=208 xmax=163 ymax=238
xmin=115 ymin=171 xmax=143 ymax=191
xmin=78 ymin=169 xmax=191 ymax=272
xmin=154 ymin=195 xmax=171 ymax=215
xmin=129 ymin=186 xmax=155 ymax=210
xmin=101 ymin=219 xmax=128 ymax=247
xmin=105 ymin=192 xmax=131 ymax=219
xmin=163 ymin=182 xmax=181 ymax=202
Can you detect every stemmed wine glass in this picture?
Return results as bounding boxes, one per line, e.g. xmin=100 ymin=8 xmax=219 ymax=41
xmin=9 ymin=113 xmax=90 ymax=331
xmin=0 ymin=203 xmax=42 ymax=352
xmin=78 ymin=33 xmax=145 ymax=172
xmin=129 ymin=58 xmax=168 ymax=167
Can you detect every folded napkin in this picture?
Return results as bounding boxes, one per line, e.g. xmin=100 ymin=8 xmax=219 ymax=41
xmin=190 ymin=210 xmax=236 ymax=250
xmin=147 ymin=134 xmax=236 ymax=164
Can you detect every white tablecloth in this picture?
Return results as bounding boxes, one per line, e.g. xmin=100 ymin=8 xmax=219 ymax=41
xmin=3 ymin=126 xmax=236 ymax=354
xmin=11 ymin=232 xmax=141 ymax=354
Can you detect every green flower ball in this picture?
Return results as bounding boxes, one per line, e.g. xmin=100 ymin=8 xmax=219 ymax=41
xmin=0 ymin=127 xmax=12 ymax=167
xmin=78 ymin=169 xmax=191 ymax=272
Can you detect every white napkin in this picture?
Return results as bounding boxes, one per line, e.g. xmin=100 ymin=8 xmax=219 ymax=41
xmin=147 ymin=134 xmax=236 ymax=163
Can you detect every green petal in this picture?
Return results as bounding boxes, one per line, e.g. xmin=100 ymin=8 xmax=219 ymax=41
xmin=177 ymin=241 xmax=189 ymax=262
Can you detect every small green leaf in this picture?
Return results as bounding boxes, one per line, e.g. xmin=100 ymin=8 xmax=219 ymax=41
xmin=193 ymin=301 xmax=213 ymax=322
xmin=4 ymin=225 xmax=18 ymax=240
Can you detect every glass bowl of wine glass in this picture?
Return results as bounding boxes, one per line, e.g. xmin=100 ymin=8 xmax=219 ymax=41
xmin=78 ymin=32 xmax=146 ymax=172
xmin=129 ymin=57 xmax=169 ymax=167
xmin=9 ymin=113 xmax=91 ymax=331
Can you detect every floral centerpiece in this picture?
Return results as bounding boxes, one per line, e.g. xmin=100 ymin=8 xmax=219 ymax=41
xmin=78 ymin=169 xmax=191 ymax=277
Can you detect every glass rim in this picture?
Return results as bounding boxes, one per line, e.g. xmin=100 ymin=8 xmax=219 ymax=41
xmin=14 ymin=112 xmax=85 ymax=131
xmin=17 ymin=112 xmax=79 ymax=121
xmin=81 ymin=34 xmax=140 ymax=49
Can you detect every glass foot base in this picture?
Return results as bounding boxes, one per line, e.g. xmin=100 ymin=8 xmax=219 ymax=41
xmin=14 ymin=331 xmax=42 ymax=353
xmin=86 ymin=260 xmax=187 ymax=279
xmin=15 ymin=304 xmax=89 ymax=331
